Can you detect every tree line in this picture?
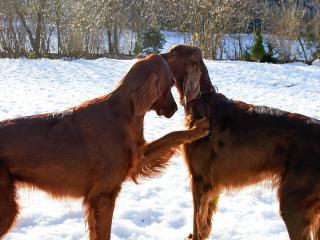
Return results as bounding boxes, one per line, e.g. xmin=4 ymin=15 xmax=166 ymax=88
xmin=0 ymin=0 xmax=319 ymax=62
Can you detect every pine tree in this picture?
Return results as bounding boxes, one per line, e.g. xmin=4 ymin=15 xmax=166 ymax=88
xmin=134 ymin=27 xmax=166 ymax=56
xmin=262 ymin=41 xmax=276 ymax=63
xmin=251 ymin=31 xmax=266 ymax=62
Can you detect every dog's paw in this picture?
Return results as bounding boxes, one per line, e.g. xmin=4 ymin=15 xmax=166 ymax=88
xmin=193 ymin=117 xmax=209 ymax=130
xmin=192 ymin=118 xmax=210 ymax=138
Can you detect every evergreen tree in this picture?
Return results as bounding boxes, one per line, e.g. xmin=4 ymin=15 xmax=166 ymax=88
xmin=262 ymin=41 xmax=276 ymax=63
xmin=251 ymin=31 xmax=266 ymax=62
xmin=134 ymin=27 xmax=166 ymax=56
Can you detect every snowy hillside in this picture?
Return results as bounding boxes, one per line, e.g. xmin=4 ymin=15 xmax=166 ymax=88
xmin=0 ymin=58 xmax=320 ymax=240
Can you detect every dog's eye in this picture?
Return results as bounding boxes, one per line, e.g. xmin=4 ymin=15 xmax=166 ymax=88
xmin=171 ymin=50 xmax=176 ymax=57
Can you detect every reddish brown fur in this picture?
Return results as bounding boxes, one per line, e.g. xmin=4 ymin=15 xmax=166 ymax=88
xmin=162 ymin=45 xmax=320 ymax=240
xmin=0 ymin=54 xmax=209 ymax=240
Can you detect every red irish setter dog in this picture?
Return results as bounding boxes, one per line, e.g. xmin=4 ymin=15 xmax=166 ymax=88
xmin=162 ymin=45 xmax=320 ymax=240
xmin=0 ymin=54 xmax=209 ymax=240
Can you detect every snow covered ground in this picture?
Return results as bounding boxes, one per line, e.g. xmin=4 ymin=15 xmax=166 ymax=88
xmin=0 ymin=58 xmax=320 ymax=240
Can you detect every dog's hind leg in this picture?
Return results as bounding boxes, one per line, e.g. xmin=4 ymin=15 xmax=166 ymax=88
xmin=308 ymin=199 xmax=320 ymax=240
xmin=279 ymin=202 xmax=312 ymax=240
xmin=278 ymin=171 xmax=315 ymax=240
xmin=0 ymin=162 xmax=19 ymax=238
xmin=315 ymin=224 xmax=320 ymax=240
xmin=189 ymin=175 xmax=219 ymax=240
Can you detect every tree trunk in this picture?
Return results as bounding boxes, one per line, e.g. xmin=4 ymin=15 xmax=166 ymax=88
xmin=298 ymin=37 xmax=308 ymax=63
xmin=33 ymin=4 xmax=43 ymax=56
xmin=113 ymin=25 xmax=119 ymax=55
xmin=107 ymin=29 xmax=114 ymax=54
xmin=14 ymin=4 xmax=36 ymax=52
xmin=237 ymin=35 xmax=243 ymax=60
xmin=55 ymin=0 xmax=62 ymax=57
xmin=14 ymin=0 xmax=45 ymax=57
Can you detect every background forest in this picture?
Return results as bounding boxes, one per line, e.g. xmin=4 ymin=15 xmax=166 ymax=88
xmin=0 ymin=0 xmax=319 ymax=62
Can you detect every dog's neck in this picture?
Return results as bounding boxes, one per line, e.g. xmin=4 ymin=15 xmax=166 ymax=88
xmin=110 ymin=86 xmax=146 ymax=120
xmin=109 ymin=86 xmax=146 ymax=141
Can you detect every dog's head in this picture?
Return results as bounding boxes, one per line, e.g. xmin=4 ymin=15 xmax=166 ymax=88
xmin=130 ymin=54 xmax=177 ymax=118
xmin=161 ymin=45 xmax=213 ymax=105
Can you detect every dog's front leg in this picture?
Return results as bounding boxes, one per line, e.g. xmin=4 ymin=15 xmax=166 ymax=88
xmin=84 ymin=189 xmax=120 ymax=240
xmin=145 ymin=118 xmax=209 ymax=158
xmin=138 ymin=118 xmax=209 ymax=177
xmin=189 ymin=175 xmax=219 ymax=240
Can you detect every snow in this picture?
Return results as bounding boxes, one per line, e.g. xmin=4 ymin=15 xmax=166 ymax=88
xmin=1 ymin=57 xmax=320 ymax=240
xmin=312 ymin=59 xmax=320 ymax=67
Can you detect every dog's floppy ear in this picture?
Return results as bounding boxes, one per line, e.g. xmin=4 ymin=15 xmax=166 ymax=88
xmin=184 ymin=62 xmax=201 ymax=103
xmin=131 ymin=73 xmax=160 ymax=116
xmin=199 ymin=59 xmax=214 ymax=94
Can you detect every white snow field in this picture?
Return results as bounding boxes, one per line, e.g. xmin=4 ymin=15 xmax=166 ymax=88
xmin=0 ymin=58 xmax=320 ymax=240
xmin=312 ymin=59 xmax=320 ymax=67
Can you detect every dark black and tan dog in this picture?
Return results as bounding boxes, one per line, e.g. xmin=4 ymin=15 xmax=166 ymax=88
xmin=162 ymin=45 xmax=320 ymax=240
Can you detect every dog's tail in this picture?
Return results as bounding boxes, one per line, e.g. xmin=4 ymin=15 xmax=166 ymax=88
xmin=0 ymin=161 xmax=19 ymax=238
